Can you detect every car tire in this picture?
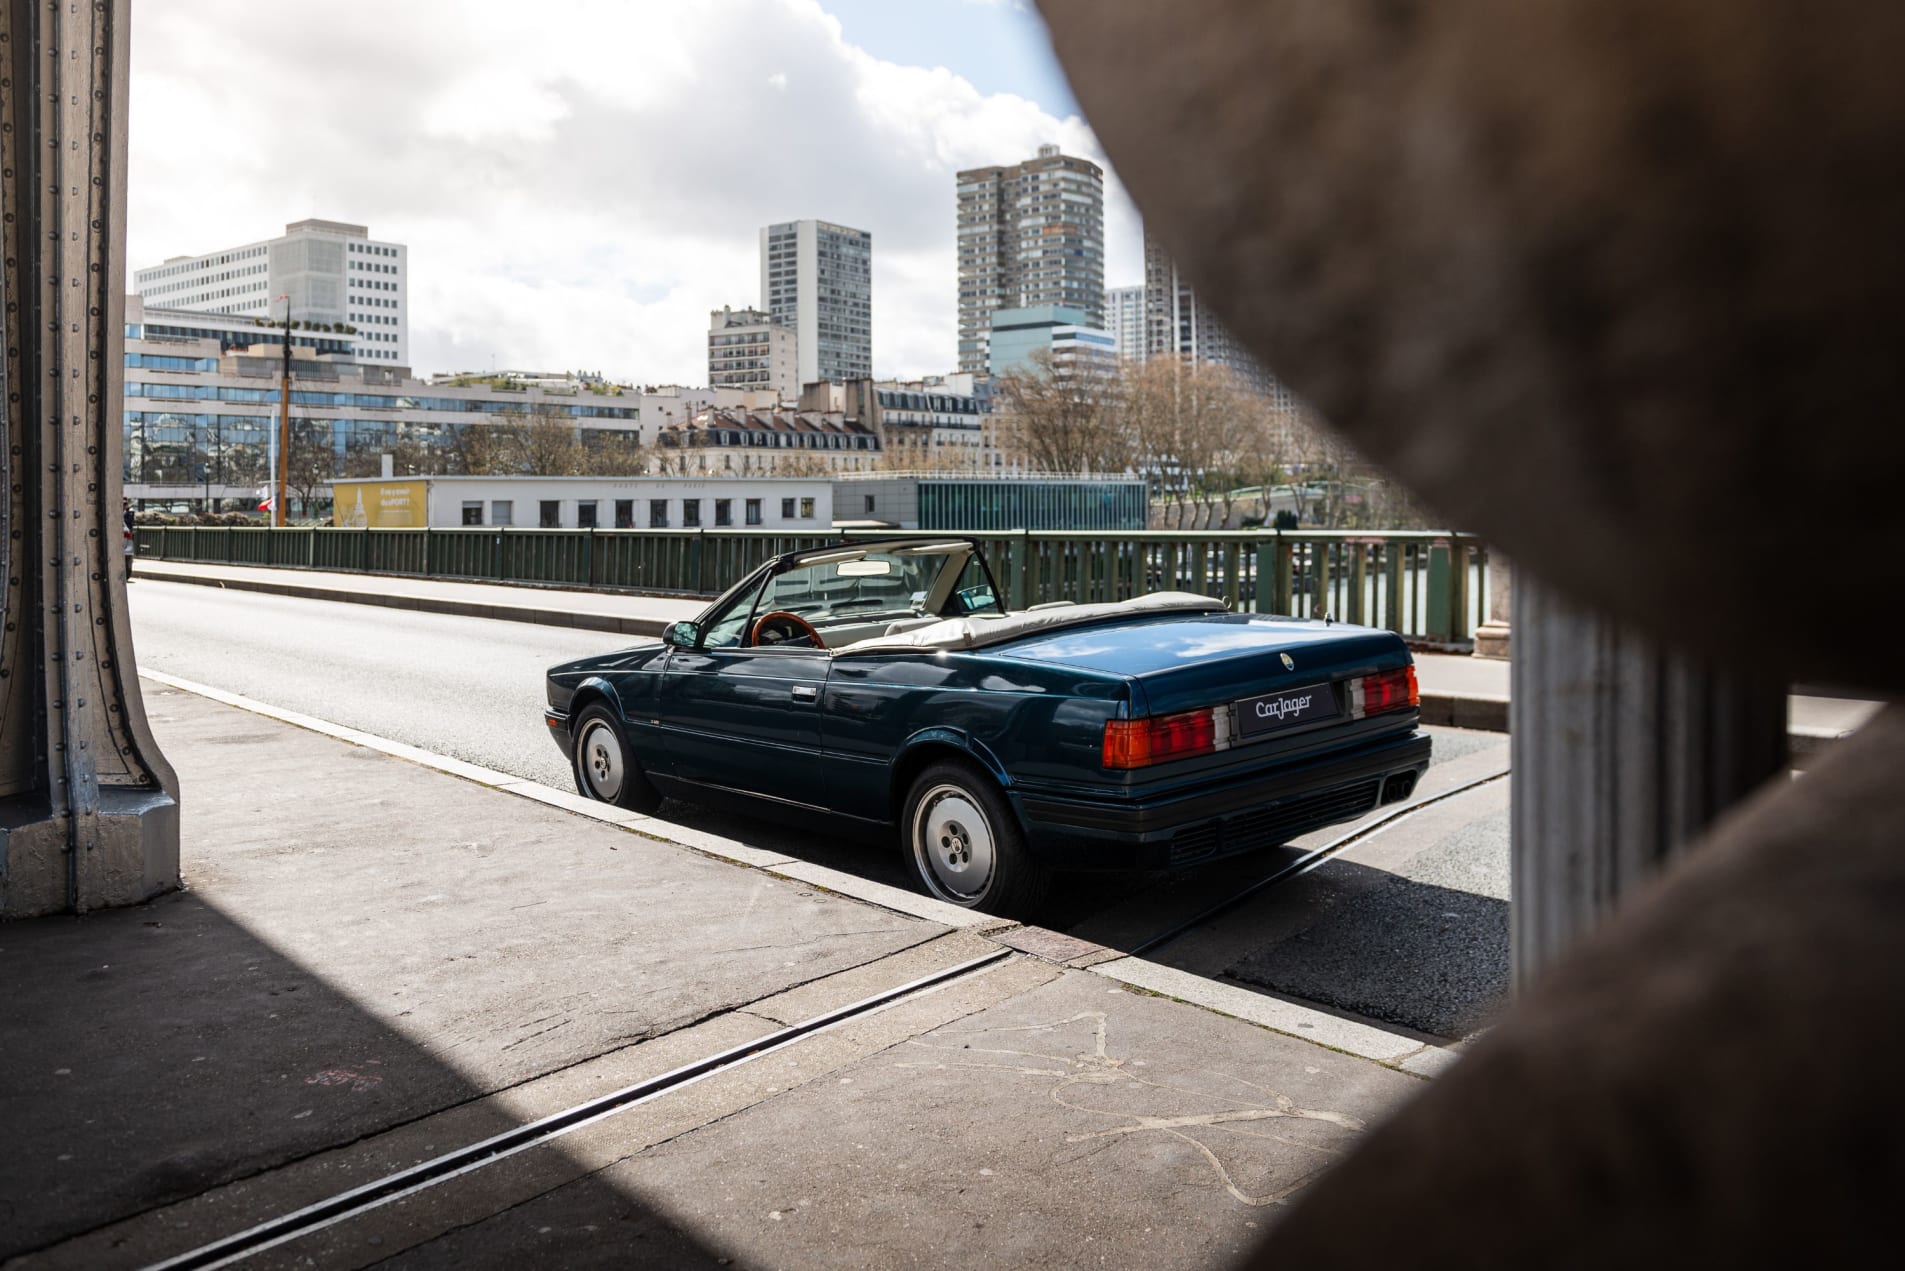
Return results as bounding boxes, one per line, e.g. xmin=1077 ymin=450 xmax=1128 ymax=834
xmin=571 ymin=704 xmax=661 ymax=813
xmin=902 ymin=760 xmax=1050 ymax=917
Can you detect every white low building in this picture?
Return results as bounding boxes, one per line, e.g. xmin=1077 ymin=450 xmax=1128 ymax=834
xmin=329 ymin=474 xmax=834 ymax=531
xmin=133 ymin=218 xmax=411 ymax=365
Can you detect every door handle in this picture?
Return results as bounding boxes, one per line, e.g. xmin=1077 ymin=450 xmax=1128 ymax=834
xmin=791 ymin=685 xmax=819 ymax=703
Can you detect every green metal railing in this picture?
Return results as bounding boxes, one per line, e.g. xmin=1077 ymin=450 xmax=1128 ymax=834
xmin=134 ymin=526 xmax=1490 ymax=646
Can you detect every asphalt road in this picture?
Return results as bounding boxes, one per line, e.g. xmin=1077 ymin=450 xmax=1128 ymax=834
xmin=130 ymin=579 xmax=607 ymax=791
xmin=129 ymin=579 xmax=1512 ymax=1039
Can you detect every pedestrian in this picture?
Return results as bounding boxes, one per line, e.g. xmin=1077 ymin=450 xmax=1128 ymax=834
xmin=122 ymin=496 xmax=135 ymax=583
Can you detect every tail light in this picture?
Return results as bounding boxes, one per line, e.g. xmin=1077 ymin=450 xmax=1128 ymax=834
xmin=1102 ymin=707 xmax=1227 ymax=769
xmin=1349 ymin=665 xmax=1418 ymax=719
xmin=1104 ymin=663 xmax=1417 ymax=770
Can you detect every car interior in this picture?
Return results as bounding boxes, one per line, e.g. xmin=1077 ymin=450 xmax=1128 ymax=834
xmin=699 ymin=542 xmax=1003 ymax=651
xmin=689 ymin=540 xmax=1230 ymax=657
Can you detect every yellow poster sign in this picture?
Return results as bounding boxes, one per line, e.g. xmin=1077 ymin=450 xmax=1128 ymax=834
xmin=333 ymin=480 xmax=428 ymax=528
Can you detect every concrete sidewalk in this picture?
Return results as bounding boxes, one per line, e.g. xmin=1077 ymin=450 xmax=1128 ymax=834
xmin=133 ymin=557 xmax=1882 ymax=748
xmin=2 ymin=681 xmax=1437 ymax=1269
xmin=1409 ymin=651 xmax=1880 ymax=744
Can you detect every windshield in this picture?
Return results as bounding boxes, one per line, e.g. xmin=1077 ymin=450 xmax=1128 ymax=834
xmin=698 ymin=540 xmax=1002 ymax=650
xmin=758 ymin=550 xmax=941 ymax=619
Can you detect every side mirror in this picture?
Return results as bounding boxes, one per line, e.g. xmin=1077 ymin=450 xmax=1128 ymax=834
xmin=662 ymin=621 xmax=699 ymax=649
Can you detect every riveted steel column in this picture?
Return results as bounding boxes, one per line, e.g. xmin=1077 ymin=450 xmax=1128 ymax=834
xmin=0 ymin=0 xmax=179 ymax=918
xmin=1509 ymin=579 xmax=1786 ymax=988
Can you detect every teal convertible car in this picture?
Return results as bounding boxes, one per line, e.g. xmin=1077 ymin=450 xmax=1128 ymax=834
xmin=545 ymin=537 xmax=1430 ymax=916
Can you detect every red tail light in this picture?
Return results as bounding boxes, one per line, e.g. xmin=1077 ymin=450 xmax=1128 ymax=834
xmin=1103 ymin=708 xmax=1221 ymax=769
xmin=1350 ymin=665 xmax=1418 ymax=718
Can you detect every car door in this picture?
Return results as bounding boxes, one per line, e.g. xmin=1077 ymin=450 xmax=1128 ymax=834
xmin=657 ymin=644 xmax=829 ymax=808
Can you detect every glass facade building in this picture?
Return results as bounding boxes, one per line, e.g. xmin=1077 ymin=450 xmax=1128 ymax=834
xmin=917 ymin=480 xmax=1145 ymax=532
xmin=840 ymin=477 xmax=1146 ymax=532
xmin=122 ymin=297 xmax=639 ymax=512
xmin=987 ymin=305 xmax=1118 ymax=381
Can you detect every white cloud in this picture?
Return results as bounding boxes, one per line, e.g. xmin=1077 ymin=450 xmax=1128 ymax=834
xmin=127 ymin=0 xmax=1141 ymax=383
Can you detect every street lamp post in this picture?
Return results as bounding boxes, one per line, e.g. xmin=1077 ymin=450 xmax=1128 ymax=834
xmin=276 ymin=295 xmax=292 ymax=526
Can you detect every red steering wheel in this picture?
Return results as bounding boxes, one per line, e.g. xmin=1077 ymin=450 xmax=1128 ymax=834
xmin=751 ymin=610 xmax=822 ymax=648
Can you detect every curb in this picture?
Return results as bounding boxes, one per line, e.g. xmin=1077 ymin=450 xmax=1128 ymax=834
xmin=138 ymin=667 xmax=1460 ymax=1080
xmin=1416 ymin=692 xmax=1509 ymax=733
xmin=134 ymin=562 xmax=670 ymax=638
xmin=1415 ymin=694 xmax=1848 ymax=766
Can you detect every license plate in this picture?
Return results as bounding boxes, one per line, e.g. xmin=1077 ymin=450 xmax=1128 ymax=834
xmin=1235 ymin=683 xmax=1339 ymax=739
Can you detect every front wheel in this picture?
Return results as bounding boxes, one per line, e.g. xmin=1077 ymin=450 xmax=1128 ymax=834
xmin=902 ymin=761 xmax=1050 ymax=917
xmin=571 ymin=704 xmax=661 ymax=813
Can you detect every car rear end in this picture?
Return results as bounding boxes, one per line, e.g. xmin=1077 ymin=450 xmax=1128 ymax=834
xmin=994 ymin=614 xmax=1431 ymax=870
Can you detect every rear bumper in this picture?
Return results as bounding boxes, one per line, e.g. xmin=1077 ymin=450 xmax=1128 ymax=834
xmin=1010 ymin=730 xmax=1432 ymax=870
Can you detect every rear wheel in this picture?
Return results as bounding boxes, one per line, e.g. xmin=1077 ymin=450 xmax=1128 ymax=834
xmin=571 ymin=704 xmax=661 ymax=813
xmin=902 ymin=760 xmax=1050 ymax=917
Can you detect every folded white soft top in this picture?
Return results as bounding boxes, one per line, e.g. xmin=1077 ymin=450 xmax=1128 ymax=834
xmin=833 ymin=591 xmax=1227 ymax=655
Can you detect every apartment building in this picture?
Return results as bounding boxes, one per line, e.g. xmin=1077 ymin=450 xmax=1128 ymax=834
xmin=1105 ymin=284 xmax=1146 ymax=363
xmin=760 ymin=219 xmax=873 ymax=387
xmin=955 ymin=144 xmax=1106 ymax=374
xmin=708 ymin=306 xmax=798 ymax=399
xmin=650 ymin=406 xmax=881 ymax=477
xmin=1142 ymin=227 xmax=1297 ymax=408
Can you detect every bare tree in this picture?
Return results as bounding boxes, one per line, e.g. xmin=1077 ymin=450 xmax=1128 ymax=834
xmin=878 ymin=426 xmax=947 ymax=471
xmin=281 ymin=418 xmax=335 ymax=522
xmin=1120 ymin=358 xmax=1251 ymax=528
xmin=995 ymin=348 xmax=1130 ymax=475
xmin=390 ymin=435 xmax=455 ymax=477
xmin=511 ymin=409 xmax=588 ymax=475
xmin=447 ymin=422 xmax=514 ymax=476
xmin=444 ymin=409 xmax=589 ymax=476
xmin=775 ymin=451 xmax=833 ymax=478
xmin=1225 ymin=396 xmax=1305 ymax=527
xmin=581 ymin=428 xmax=645 ymax=476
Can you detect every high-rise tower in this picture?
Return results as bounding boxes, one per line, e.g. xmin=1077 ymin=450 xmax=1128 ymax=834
xmin=1105 ymin=285 xmax=1146 ymax=363
xmin=956 ymin=144 xmax=1105 ymax=375
xmin=1143 ymin=225 xmax=1289 ymax=404
xmin=760 ymin=219 xmax=872 ymax=388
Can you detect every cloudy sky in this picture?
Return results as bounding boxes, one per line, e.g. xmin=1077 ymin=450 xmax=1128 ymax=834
xmin=127 ymin=0 xmax=1143 ymax=385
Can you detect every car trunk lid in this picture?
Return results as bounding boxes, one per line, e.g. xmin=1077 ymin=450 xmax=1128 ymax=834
xmin=992 ymin=612 xmax=1410 ymax=717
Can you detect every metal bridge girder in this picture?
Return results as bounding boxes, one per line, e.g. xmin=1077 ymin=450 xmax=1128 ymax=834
xmin=0 ymin=0 xmax=178 ymax=917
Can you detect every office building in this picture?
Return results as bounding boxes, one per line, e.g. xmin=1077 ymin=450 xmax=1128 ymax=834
xmin=760 ymin=219 xmax=872 ymax=387
xmin=121 ymin=296 xmax=637 ymax=513
xmin=988 ymin=305 xmax=1117 ymax=382
xmin=708 ymin=306 xmax=799 ymax=399
xmin=1105 ymin=285 xmax=1146 ymax=363
xmin=955 ymin=144 xmax=1106 ymax=374
xmin=133 ymin=218 xmax=410 ymax=364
